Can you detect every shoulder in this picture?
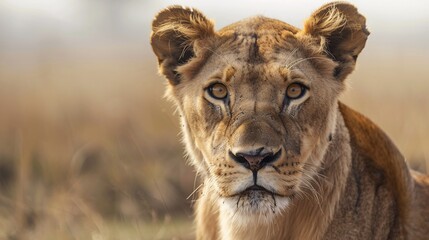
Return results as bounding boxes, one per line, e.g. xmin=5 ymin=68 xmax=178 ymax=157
xmin=338 ymin=102 xmax=413 ymax=223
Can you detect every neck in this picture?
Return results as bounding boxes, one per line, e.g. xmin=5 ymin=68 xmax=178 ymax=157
xmin=196 ymin=107 xmax=353 ymax=240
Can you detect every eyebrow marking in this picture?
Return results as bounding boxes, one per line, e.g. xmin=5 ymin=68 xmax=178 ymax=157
xmin=279 ymin=67 xmax=289 ymax=82
xmin=223 ymin=66 xmax=236 ymax=82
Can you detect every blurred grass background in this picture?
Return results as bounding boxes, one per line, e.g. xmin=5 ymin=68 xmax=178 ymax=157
xmin=0 ymin=0 xmax=428 ymax=239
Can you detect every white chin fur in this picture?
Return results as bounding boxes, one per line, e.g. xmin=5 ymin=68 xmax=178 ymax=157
xmin=219 ymin=192 xmax=290 ymax=226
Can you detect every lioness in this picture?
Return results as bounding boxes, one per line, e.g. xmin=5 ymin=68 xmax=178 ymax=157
xmin=150 ymin=2 xmax=429 ymax=239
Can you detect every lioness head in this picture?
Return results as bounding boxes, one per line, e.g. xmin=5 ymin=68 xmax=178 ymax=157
xmin=151 ymin=2 xmax=368 ymax=222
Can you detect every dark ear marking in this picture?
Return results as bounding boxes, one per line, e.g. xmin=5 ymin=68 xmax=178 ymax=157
xmin=150 ymin=6 xmax=215 ymax=85
xmin=302 ymin=2 xmax=370 ymax=81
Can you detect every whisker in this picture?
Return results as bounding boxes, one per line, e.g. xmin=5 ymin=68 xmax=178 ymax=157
xmin=300 ymin=170 xmax=325 ymax=215
xmin=284 ymin=48 xmax=299 ymax=66
xmin=201 ymin=46 xmax=232 ymax=66
xmin=187 ymin=183 xmax=203 ymax=200
xmin=287 ymin=56 xmax=328 ymax=70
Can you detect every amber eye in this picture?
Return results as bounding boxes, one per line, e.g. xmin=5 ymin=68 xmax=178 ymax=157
xmin=207 ymin=83 xmax=228 ymax=100
xmin=286 ymin=83 xmax=306 ymax=99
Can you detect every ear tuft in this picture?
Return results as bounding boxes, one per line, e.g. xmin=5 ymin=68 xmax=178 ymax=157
xmin=303 ymin=5 xmax=347 ymax=38
xmin=151 ymin=6 xmax=215 ymax=84
xmin=152 ymin=6 xmax=215 ymax=46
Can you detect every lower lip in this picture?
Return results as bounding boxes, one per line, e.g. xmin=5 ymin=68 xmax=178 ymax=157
xmin=246 ymin=186 xmax=266 ymax=191
xmin=242 ymin=188 xmax=274 ymax=196
xmin=239 ymin=188 xmax=292 ymax=198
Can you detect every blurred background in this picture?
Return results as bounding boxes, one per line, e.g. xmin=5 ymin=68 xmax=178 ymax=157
xmin=0 ymin=0 xmax=428 ymax=239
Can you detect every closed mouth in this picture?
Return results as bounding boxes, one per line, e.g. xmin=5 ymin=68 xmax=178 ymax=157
xmin=237 ymin=185 xmax=285 ymax=197
xmin=244 ymin=185 xmax=269 ymax=192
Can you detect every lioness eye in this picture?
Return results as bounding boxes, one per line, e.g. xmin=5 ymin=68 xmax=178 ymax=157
xmin=208 ymin=83 xmax=228 ymax=100
xmin=286 ymin=83 xmax=306 ymax=99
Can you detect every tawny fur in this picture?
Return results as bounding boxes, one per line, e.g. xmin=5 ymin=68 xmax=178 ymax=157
xmin=151 ymin=2 xmax=429 ymax=239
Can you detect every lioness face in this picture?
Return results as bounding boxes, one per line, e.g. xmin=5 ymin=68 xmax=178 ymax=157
xmin=174 ymin=31 xmax=342 ymax=219
xmin=151 ymin=4 xmax=368 ymax=222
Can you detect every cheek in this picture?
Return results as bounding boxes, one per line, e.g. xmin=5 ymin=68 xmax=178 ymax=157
xmin=198 ymin=99 xmax=232 ymax=150
xmin=198 ymin=99 xmax=224 ymax=133
xmin=281 ymin=101 xmax=333 ymax=162
xmin=296 ymin=90 xmax=336 ymax=135
xmin=184 ymin=98 xmax=230 ymax=161
xmin=190 ymin=98 xmax=223 ymax=134
xmin=184 ymin=98 xmax=221 ymax=138
xmin=300 ymin=131 xmax=319 ymax=159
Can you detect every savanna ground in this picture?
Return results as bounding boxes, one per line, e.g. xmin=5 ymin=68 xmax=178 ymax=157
xmin=0 ymin=2 xmax=428 ymax=240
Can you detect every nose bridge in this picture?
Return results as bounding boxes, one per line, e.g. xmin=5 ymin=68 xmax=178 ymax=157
xmin=232 ymin=97 xmax=279 ymax=127
xmin=230 ymin=118 xmax=282 ymax=155
xmin=236 ymin=97 xmax=279 ymax=114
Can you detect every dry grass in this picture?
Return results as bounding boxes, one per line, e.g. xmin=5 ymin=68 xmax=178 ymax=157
xmin=0 ymin=41 xmax=427 ymax=239
xmin=341 ymin=48 xmax=429 ymax=172
xmin=0 ymin=44 xmax=196 ymax=239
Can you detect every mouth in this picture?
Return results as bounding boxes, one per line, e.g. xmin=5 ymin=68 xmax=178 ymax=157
xmin=220 ymin=184 xmax=294 ymax=219
xmin=243 ymin=185 xmax=271 ymax=193
xmin=234 ymin=184 xmax=285 ymax=198
xmin=225 ymin=184 xmax=293 ymax=217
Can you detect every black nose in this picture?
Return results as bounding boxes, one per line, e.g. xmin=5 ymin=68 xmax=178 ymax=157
xmin=229 ymin=149 xmax=282 ymax=172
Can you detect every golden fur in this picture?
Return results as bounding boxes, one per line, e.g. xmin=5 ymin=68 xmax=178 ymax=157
xmin=151 ymin=2 xmax=429 ymax=239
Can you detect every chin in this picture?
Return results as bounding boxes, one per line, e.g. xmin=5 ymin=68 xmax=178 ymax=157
xmin=220 ymin=190 xmax=291 ymax=225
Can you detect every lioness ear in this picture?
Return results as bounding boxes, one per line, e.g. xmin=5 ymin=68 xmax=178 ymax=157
xmin=151 ymin=6 xmax=215 ymax=85
xmin=302 ymin=2 xmax=370 ymax=81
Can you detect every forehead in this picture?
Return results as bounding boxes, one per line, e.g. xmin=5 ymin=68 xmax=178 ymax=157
xmin=202 ymin=37 xmax=311 ymax=87
xmin=215 ymin=16 xmax=301 ymax=61
xmin=197 ymin=17 xmax=317 ymax=80
xmin=187 ymin=16 xmax=336 ymax=88
xmin=216 ymin=33 xmax=300 ymax=66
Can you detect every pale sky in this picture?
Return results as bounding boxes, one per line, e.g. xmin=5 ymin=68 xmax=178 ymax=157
xmin=0 ymin=0 xmax=428 ymax=53
xmin=146 ymin=0 xmax=429 ymax=48
xmin=148 ymin=0 xmax=429 ymax=30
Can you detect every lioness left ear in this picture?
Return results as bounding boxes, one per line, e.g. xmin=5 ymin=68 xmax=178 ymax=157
xmin=151 ymin=6 xmax=215 ymax=85
xmin=302 ymin=2 xmax=370 ymax=81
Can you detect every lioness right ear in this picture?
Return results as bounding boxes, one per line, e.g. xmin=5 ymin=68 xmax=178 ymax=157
xmin=302 ymin=2 xmax=370 ymax=81
xmin=151 ymin=6 xmax=215 ymax=85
